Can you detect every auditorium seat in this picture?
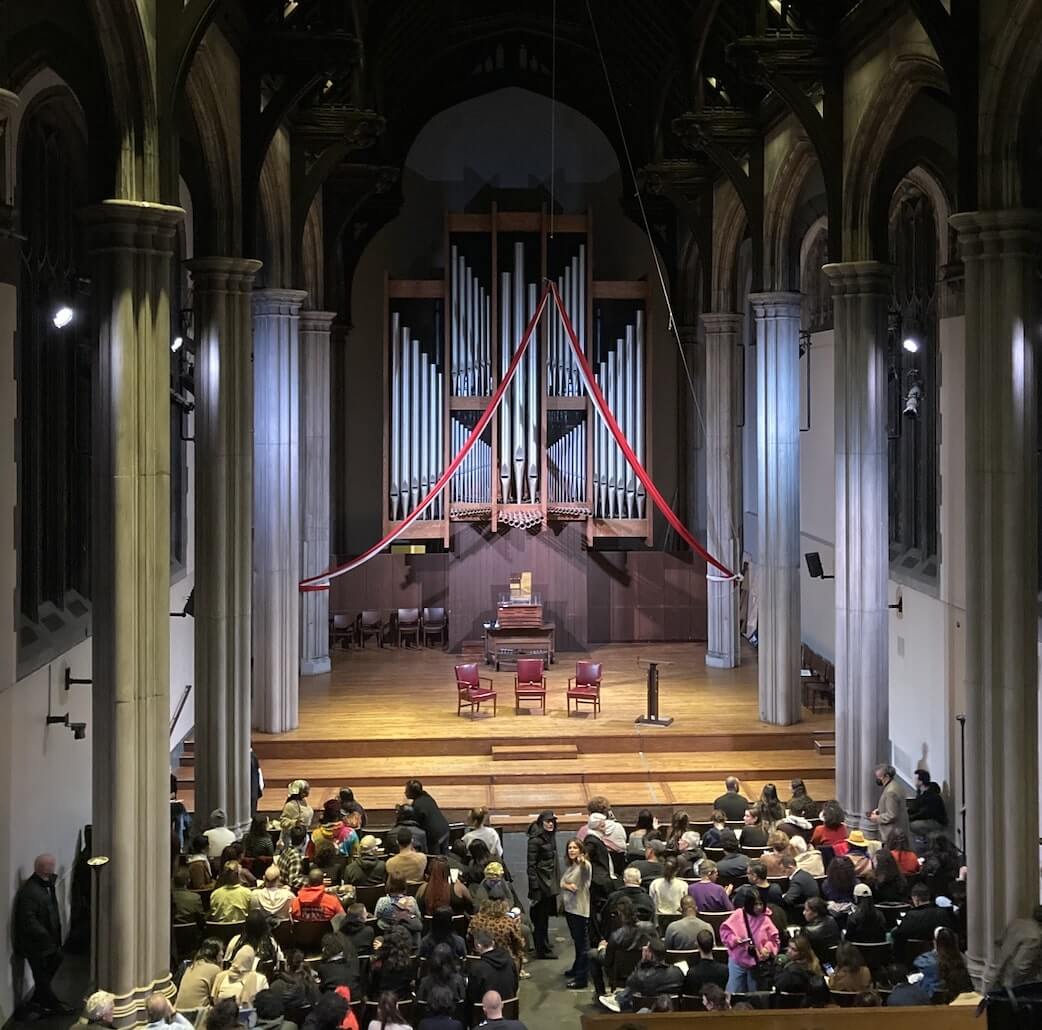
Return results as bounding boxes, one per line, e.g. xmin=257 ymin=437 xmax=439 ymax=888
xmin=567 ymin=660 xmax=602 ymax=717
xmin=455 ymin=662 xmax=497 ymax=718
xmin=422 ymin=606 xmax=448 ymax=647
xmin=330 ymin=612 xmax=355 ymax=650
xmin=397 ymin=608 xmax=421 ymax=647
xmin=359 ymin=609 xmax=386 ymax=647
xmin=514 ymin=657 xmax=547 ymax=714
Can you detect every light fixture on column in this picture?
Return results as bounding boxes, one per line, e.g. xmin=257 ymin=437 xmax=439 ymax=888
xmin=903 ymin=369 xmax=924 ymax=419
xmin=888 ymin=590 xmax=904 ymax=615
xmin=902 ymin=334 xmax=921 ymax=354
xmin=46 ymin=712 xmax=87 ymax=740
xmin=87 ymin=854 xmax=110 ymax=990
xmin=173 ymin=305 xmax=194 ymax=354
xmin=51 ymin=305 xmax=75 ymax=329
xmin=804 ymin=552 xmax=834 ymax=580
xmin=49 ymin=275 xmax=92 ymax=330
xmin=170 ymin=588 xmax=195 ymax=619
xmin=64 ymin=668 xmax=93 ymax=692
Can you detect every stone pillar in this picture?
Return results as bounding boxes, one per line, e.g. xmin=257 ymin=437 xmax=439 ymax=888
xmin=701 ymin=313 xmax=742 ymax=668
xmin=824 ymin=262 xmax=892 ymax=823
xmin=951 ymin=210 xmax=1042 ymax=983
xmin=83 ymin=200 xmax=183 ymax=1023
xmin=252 ymin=289 xmax=308 ymax=733
xmin=749 ymin=292 xmax=802 ymax=725
xmin=299 ymin=310 xmax=336 ymax=675
xmin=187 ymin=258 xmax=262 ymax=835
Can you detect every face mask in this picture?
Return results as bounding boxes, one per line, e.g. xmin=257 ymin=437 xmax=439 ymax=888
xmin=875 ymin=778 xmax=884 ymax=786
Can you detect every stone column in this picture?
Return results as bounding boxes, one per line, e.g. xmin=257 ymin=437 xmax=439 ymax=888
xmin=824 ymin=262 xmax=891 ymax=823
xmin=299 ymin=310 xmax=336 ymax=675
xmin=83 ymin=200 xmax=183 ymax=1022
xmin=951 ymin=209 xmax=1042 ymax=983
xmin=252 ymin=289 xmax=308 ymax=733
xmin=187 ymin=258 xmax=262 ymax=835
xmin=701 ymin=313 xmax=742 ymax=668
xmin=749 ymin=292 xmax=802 ymax=724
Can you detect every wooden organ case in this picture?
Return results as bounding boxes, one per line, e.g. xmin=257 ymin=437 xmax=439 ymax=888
xmin=383 ymin=207 xmax=652 ymax=547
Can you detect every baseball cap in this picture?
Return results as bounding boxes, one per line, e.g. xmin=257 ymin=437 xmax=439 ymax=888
xmin=359 ymin=835 xmax=381 ymax=854
xmin=646 ymin=839 xmax=667 ymax=855
xmin=853 ymin=882 xmax=873 ymax=898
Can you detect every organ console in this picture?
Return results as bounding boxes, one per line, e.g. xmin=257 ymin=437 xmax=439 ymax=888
xmin=383 ymin=206 xmax=651 ymax=546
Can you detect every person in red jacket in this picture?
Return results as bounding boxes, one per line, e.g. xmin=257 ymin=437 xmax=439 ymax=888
xmin=290 ymin=868 xmax=345 ymax=922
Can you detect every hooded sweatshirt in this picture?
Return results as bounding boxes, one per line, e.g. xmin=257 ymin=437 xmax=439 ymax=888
xmin=310 ymin=821 xmax=359 ymax=858
xmin=465 ymin=947 xmax=519 ymax=1006
xmin=578 ymin=811 xmax=627 ymax=853
xmin=212 ymin=946 xmax=269 ymax=1006
xmin=291 ymin=885 xmax=345 ymax=921
xmin=343 ymin=853 xmax=387 ymax=886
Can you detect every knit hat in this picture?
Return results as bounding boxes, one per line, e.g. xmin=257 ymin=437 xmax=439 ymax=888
xmin=484 ymin=861 xmax=505 ymax=878
xmin=847 ymin=830 xmax=869 ymax=847
xmin=853 ymin=882 xmax=873 ymax=898
xmin=359 ymin=835 xmax=381 ymax=855
xmin=210 ymin=808 xmax=226 ymax=825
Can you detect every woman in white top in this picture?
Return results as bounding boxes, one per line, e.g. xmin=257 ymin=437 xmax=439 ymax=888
xmin=649 ymin=856 xmax=688 ymax=915
xmin=560 ymin=838 xmax=592 ymax=989
xmin=211 ymin=945 xmax=269 ymax=1008
xmin=461 ymin=805 xmax=502 ymax=858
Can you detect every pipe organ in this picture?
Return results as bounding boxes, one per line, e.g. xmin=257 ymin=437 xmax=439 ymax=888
xmin=383 ymin=208 xmax=651 ymax=546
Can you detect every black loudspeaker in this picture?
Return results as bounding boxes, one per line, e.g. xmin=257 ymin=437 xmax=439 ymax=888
xmin=804 ymin=552 xmax=824 ymax=579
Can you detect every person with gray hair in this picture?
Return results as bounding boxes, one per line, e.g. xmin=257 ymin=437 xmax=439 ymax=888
xmin=13 ymin=854 xmax=74 ymax=1017
xmin=869 ymin=764 xmax=911 ymax=845
xmin=144 ymin=992 xmax=194 ymax=1030
xmin=602 ymin=866 xmax=655 ymax=924
xmin=83 ymin=990 xmax=115 ymax=1028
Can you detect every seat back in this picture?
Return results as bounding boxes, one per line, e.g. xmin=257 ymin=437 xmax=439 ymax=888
xmin=699 ymin=910 xmax=730 ymax=935
xmin=853 ymin=939 xmax=893 ymax=973
xmin=361 ymin=609 xmax=382 ymax=628
xmin=204 ymin=920 xmax=245 ymax=944
xmin=576 ymin=660 xmax=602 ymax=687
xmin=423 ymin=606 xmax=446 ymax=626
xmin=291 ymin=918 xmax=333 ymax=955
xmin=516 ymin=657 xmax=544 ymax=685
xmin=354 ymin=883 xmax=385 ymax=912
xmin=333 ymin=613 xmax=351 ymax=630
xmin=664 ymin=948 xmax=698 ymax=966
xmin=455 ymin=663 xmax=479 ymax=688
xmin=398 ymin=607 xmax=419 ymax=627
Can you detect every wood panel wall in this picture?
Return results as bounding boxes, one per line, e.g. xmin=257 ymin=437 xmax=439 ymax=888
xmin=327 ymin=533 xmax=707 ymax=650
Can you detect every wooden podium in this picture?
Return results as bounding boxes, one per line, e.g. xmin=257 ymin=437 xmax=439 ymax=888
xmin=636 ymin=658 xmax=673 ymax=727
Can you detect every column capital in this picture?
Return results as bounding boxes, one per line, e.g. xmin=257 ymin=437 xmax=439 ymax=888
xmin=822 ymin=260 xmax=893 ymax=296
xmin=748 ymin=291 xmax=802 ymax=317
xmin=187 ymin=257 xmax=263 ymax=292
xmin=252 ymin=287 xmax=309 ymax=317
xmin=700 ymin=312 xmax=743 ymax=335
xmin=300 ymin=309 xmax=338 ymax=334
xmin=950 ymin=209 xmax=1042 ymax=260
xmin=80 ymin=200 xmax=184 ymax=251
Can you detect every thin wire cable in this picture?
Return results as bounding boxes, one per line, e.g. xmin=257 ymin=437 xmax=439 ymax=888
xmin=584 ymin=0 xmax=743 ymax=567
xmin=549 ymin=0 xmax=557 ymax=237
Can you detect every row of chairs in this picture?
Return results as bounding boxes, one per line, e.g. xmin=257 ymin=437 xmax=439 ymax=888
xmin=455 ymin=659 xmax=603 ymax=718
xmin=801 ymin=643 xmax=835 ymax=711
xmin=330 ymin=607 xmax=448 ymax=649
xmin=284 ymin=995 xmax=520 ymax=1030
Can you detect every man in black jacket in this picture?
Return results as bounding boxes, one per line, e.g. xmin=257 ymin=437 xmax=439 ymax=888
xmin=713 ymin=777 xmax=750 ymax=822
xmin=618 ymin=938 xmax=684 ymax=1010
xmin=908 ymin=780 xmax=948 ymax=841
xmin=682 ymin=930 xmax=729 ymax=995
xmin=780 ymin=855 xmax=820 ymax=913
xmin=13 ymin=855 xmax=72 ymax=1016
xmin=404 ymin=779 xmax=450 ymax=853
xmin=627 ymin=839 xmax=665 ymax=883
xmin=526 ymin=811 xmax=560 ymax=958
xmin=891 ymin=883 xmax=957 ymax=946
xmin=466 ymin=929 xmax=519 ymax=1005
xmin=602 ymin=868 xmax=655 ymax=926
xmin=589 ymin=897 xmax=646 ymax=1000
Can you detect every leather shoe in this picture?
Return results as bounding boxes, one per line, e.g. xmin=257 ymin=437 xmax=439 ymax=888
xmin=566 ymin=980 xmax=588 ymax=990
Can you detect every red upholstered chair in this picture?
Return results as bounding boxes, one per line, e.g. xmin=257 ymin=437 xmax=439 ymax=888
xmin=514 ymin=658 xmax=547 ymax=714
xmin=455 ymin=663 xmax=497 ymax=718
xmin=567 ymin=660 xmax=602 ymax=717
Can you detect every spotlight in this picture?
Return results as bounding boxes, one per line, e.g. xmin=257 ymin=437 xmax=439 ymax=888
xmin=902 ymin=336 xmax=920 ymax=354
xmin=804 ymin=552 xmax=834 ymax=580
xmin=52 ymin=306 xmax=75 ymax=329
xmin=172 ymin=336 xmax=184 ymax=353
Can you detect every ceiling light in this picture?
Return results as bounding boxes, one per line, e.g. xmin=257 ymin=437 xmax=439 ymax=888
xmin=172 ymin=336 xmax=184 ymax=353
xmin=52 ymin=306 xmax=74 ymax=329
xmin=902 ymin=337 xmax=920 ymax=354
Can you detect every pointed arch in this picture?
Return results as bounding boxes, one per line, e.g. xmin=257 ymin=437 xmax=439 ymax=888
xmin=711 ymin=178 xmax=746 ymax=312
xmin=763 ymin=137 xmax=819 ymax=291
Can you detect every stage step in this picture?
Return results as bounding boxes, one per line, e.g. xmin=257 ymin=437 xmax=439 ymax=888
xmin=491 ymin=743 xmax=579 ymax=761
xmin=815 ymin=738 xmax=836 ymax=755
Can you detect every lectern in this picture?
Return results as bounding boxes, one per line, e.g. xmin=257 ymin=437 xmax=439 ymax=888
xmin=636 ymin=658 xmax=674 ymax=727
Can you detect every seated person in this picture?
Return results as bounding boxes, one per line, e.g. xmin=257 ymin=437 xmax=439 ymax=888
xmin=251 ymin=865 xmax=295 ymax=921
xmin=171 ymin=868 xmax=204 ymax=925
xmin=385 ymin=827 xmax=427 ymax=884
xmin=465 ymin=929 xmax=519 ymax=1007
xmin=185 ymin=836 xmax=214 ymax=890
xmin=892 ymin=883 xmax=958 ymax=946
xmin=845 ymin=884 xmax=888 ymax=944
xmin=732 ymin=861 xmax=785 ymax=909
xmin=290 ymin=867 xmax=345 ymax=922
xmin=368 ymin=925 xmax=417 ymax=999
xmin=682 ymin=930 xmax=728 ymax=995
xmin=701 ymin=810 xmax=734 ymax=850
xmin=627 ymin=839 xmax=666 ymax=883
xmin=209 ymin=863 xmax=253 ymax=923
xmin=420 ymin=906 xmax=467 ymax=961
xmin=762 ymin=830 xmax=795 ymax=877
xmin=416 ymin=942 xmax=466 ymax=1006
xmin=828 ymin=943 xmax=872 ymax=993
xmin=801 ymin=897 xmax=841 ymax=963
xmin=687 ymin=860 xmax=733 ymax=913
xmin=342 ymin=834 xmax=387 ymax=886
xmin=388 ymin=804 xmax=429 ymax=855
xmin=589 ymin=898 xmax=647 ymax=1000
xmin=715 ymin=837 xmax=749 ymax=883
xmin=617 ymin=938 xmax=684 ymax=1012
xmin=739 ymin=809 xmax=769 ymax=849
xmin=314 ymin=932 xmax=362 ymax=998
xmin=774 ymin=934 xmax=823 ymax=996
xmin=276 ymin=824 xmax=308 ymax=891
xmin=374 ymin=873 xmax=421 ymax=934
xmin=780 ymin=854 xmax=820 ymax=912
xmin=786 ymin=779 xmax=819 ymax=820
xmin=335 ymin=902 xmax=375 ymax=955
xmin=242 ymin=816 xmax=275 ymax=859
xmin=663 ymin=895 xmax=712 ymax=951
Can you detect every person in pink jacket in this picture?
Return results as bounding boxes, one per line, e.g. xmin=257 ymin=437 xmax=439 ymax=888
xmin=719 ymin=891 xmax=780 ymax=993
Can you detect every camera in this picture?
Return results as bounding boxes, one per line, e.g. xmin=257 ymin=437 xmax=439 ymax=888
xmin=70 ymin=722 xmax=87 ymax=740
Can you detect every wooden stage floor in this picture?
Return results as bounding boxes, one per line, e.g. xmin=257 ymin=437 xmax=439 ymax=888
xmin=191 ymin=641 xmax=837 ymax=828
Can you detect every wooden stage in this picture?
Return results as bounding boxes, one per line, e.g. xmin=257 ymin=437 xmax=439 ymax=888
xmin=179 ymin=642 xmax=835 ymax=828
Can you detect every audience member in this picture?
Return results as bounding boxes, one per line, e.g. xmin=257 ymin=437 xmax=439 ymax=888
xmin=719 ymin=891 xmax=780 ymax=993
xmin=479 ymin=990 xmax=527 ymax=1030
xmin=291 ymin=867 xmax=345 ymax=922
xmin=174 ymin=938 xmax=223 ymax=1012
xmin=13 ymin=854 xmax=73 ymax=1018
xmin=774 ymin=934 xmax=823 ymax=995
xmin=914 ymin=926 xmax=973 ymax=999
xmin=366 ymin=991 xmax=411 ymax=1030
xmin=664 ymin=811 xmax=691 ymax=852
xmin=886 ymin=830 xmax=921 ymax=876
xmin=204 ymin=998 xmax=242 ymax=1030
xmin=883 ymin=963 xmax=932 ymax=1006
xmin=242 ymin=815 xmax=275 ymax=858
xmin=577 ymin=796 xmax=627 ymax=853
xmin=681 ymin=929 xmax=728 ymax=995
xmin=845 ymin=884 xmax=887 ymax=944
xmin=828 ymin=943 xmax=872 ymax=992
xmin=226 ymin=909 xmax=285 ymax=969
xmin=991 ymin=904 xmax=1042 ymax=988
xmin=253 ymin=988 xmax=298 ymax=1030
xmin=338 ymin=787 xmax=366 ymax=828
xmin=420 ymin=905 xmax=467 ymax=961
xmin=466 ymin=929 xmax=519 ymax=1007
xmin=315 ymin=932 xmax=362 ymax=998
xmin=649 ymin=857 xmax=686 ymax=916
xmin=625 ymin=809 xmax=657 ymax=857
xmin=628 ymin=839 xmax=665 ymax=882
xmin=83 ymin=991 xmax=116 ymax=1029
xmin=869 ymin=764 xmax=910 ymax=845
xmin=417 ymin=855 xmax=473 ymax=916
xmin=713 ymin=777 xmax=750 ymax=822
xmin=733 ymin=861 xmax=784 ymax=910
xmin=921 ymin=832 xmax=961 ymax=898
xmin=416 ymin=983 xmax=465 ymax=1030
xmin=212 ymin=944 xmax=269 ymax=1006
xmin=603 ymin=867 xmax=655 ymax=925
xmin=786 ymin=779 xmax=819 ymax=820
xmin=755 ymin=783 xmax=786 ymax=830
xmin=908 ymin=776 xmax=949 ymax=841
xmin=821 ymin=855 xmax=857 ymax=909
xmin=891 ymin=883 xmax=957 ymax=945
xmin=337 ymin=902 xmax=376 ymax=955
xmin=715 ymin=836 xmax=749 ymax=882
xmin=219 ymin=842 xmax=257 ymax=887
xmin=801 ymin=898 xmax=842 ymax=962
xmin=792 ymin=835 xmax=824 ymax=876
xmin=172 ymin=867 xmax=205 ymax=924
xmin=278 ymin=824 xmax=308 ymax=890
xmin=525 ymin=811 xmax=560 ymax=960
xmin=185 ymin=835 xmax=213 ymax=890
xmin=803 ymin=976 xmax=834 ymax=1008
xmin=343 ymin=835 xmax=387 ymax=886
xmin=559 ymin=837 xmax=592 ymax=989
xmin=762 ymin=830 xmax=793 ymax=876
xmin=462 ymin=806 xmax=502 ymax=858
xmin=853 ymin=989 xmax=882 ymax=1006
xmin=204 ymin=810 xmax=236 ymax=859
xmin=405 ymin=779 xmax=450 ymax=854
xmin=664 ymin=894 xmax=712 ymax=949
xmin=312 ymin=798 xmax=359 ymax=858
xmin=374 ymin=873 xmax=420 ymax=933
xmin=810 ymin=801 xmax=849 ymax=855
xmin=368 ymin=925 xmax=417 ymax=998
xmin=268 ymin=949 xmax=320 ymax=1012
xmin=416 ymin=942 xmax=466 ymax=1006
xmin=386 ymin=826 xmax=427 ymax=883
xmin=469 ymin=892 xmax=526 ymax=975
xmin=618 ymin=937 xmax=684 ymax=1011
xmin=700 ymin=983 xmax=729 ymax=1012
xmin=279 ymin=780 xmax=314 ymax=848
xmin=871 ymin=849 xmax=909 ymax=903
xmin=687 ymin=860 xmax=733 ymax=912
xmin=589 ymin=897 xmax=646 ymax=1000
xmin=209 ymin=862 xmax=253 ymax=923
xmin=780 ymin=854 xmax=820 ymax=910
xmin=252 ymin=865 xmax=295 ymax=920
xmin=310 ymin=841 xmax=346 ymax=887
xmin=701 ymin=810 xmax=735 ymax=849
xmin=844 ymin=830 xmax=874 ymax=880
xmin=301 ymin=992 xmax=350 ymax=1030
xmin=464 ymin=838 xmax=494 ymax=884
xmin=144 ymin=993 xmax=194 ymax=1030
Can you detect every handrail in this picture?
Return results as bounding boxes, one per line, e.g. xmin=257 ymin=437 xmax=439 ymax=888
xmin=170 ymin=683 xmax=193 ymax=738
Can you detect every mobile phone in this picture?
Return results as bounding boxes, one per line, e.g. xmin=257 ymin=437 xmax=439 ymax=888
xmin=824 ymin=964 xmax=835 ymax=976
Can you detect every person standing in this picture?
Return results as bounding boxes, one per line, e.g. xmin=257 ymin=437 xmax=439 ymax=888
xmin=869 ymin=764 xmax=910 ymax=845
xmin=719 ymin=892 xmax=780 ymax=994
xmin=526 ymin=811 xmax=560 ymax=959
xmin=405 ymin=779 xmax=450 ymax=854
xmin=560 ymin=838 xmax=592 ymax=990
xmin=279 ymin=779 xmax=313 ymax=848
xmin=13 ymin=854 xmax=73 ymax=1017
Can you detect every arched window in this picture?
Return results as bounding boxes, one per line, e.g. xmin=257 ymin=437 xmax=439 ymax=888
xmin=887 ymin=183 xmax=939 ymax=577
xmin=16 ymin=90 xmax=92 ymax=666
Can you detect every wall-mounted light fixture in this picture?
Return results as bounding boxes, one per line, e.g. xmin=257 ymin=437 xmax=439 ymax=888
xmin=170 ymin=588 xmax=195 ymax=619
xmin=64 ymin=669 xmax=92 ymax=692
xmin=46 ymin=712 xmax=87 ymax=740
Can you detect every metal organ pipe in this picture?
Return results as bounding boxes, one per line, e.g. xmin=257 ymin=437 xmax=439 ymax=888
xmin=500 ymin=271 xmax=512 ymax=504
xmin=390 ymin=313 xmax=401 ymax=520
xmin=512 ymin=242 xmax=524 ymax=505
xmin=526 ymin=282 xmax=538 ymax=503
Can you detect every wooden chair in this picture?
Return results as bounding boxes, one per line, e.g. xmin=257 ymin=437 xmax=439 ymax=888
xmin=566 ymin=660 xmax=602 ymax=717
xmin=455 ymin=662 xmax=497 ymax=718
xmin=330 ymin=612 xmax=355 ymax=650
xmin=422 ymin=606 xmax=448 ymax=647
xmin=514 ymin=657 xmax=547 ymax=714
xmin=664 ymin=948 xmax=698 ymax=966
xmin=172 ymin=922 xmax=200 ymax=963
xmin=895 ymin=937 xmax=933 ymax=965
xmin=851 ymin=939 xmax=893 ymax=974
xmin=875 ymin=902 xmax=910 ymax=929
xmin=829 ymin=990 xmax=860 ymax=1007
xmin=470 ymin=996 xmax=518 ymax=1027
xmin=657 ymin=913 xmax=681 ymax=936
xmin=358 ymin=609 xmax=385 ymax=647
xmin=397 ymin=607 xmax=421 ymax=648
xmin=291 ymin=918 xmax=333 ymax=958
xmin=775 ymin=991 xmax=807 ymax=1008
xmin=699 ymin=910 xmax=730 ymax=936
xmin=679 ymin=995 xmax=704 ymax=1012
xmin=204 ymin=920 xmax=244 ymax=945
xmin=354 ymin=883 xmax=385 ymax=913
